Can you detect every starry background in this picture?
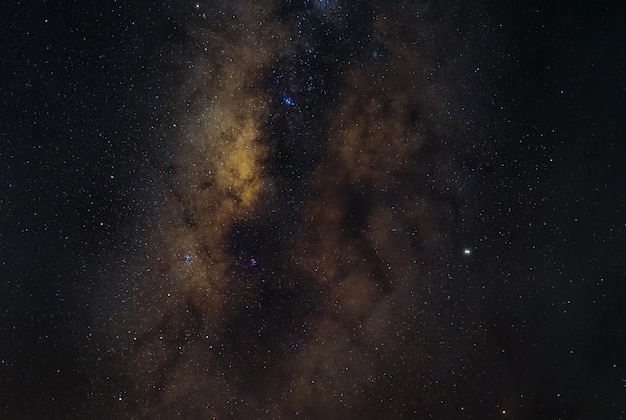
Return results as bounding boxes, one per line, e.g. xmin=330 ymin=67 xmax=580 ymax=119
xmin=1 ymin=0 xmax=625 ymax=419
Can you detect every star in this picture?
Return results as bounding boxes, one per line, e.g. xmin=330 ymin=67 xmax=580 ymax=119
xmin=282 ymin=95 xmax=295 ymax=107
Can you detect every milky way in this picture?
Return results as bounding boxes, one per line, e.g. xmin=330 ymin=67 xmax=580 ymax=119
xmin=3 ymin=0 xmax=626 ymax=419
xmin=91 ymin=1 xmax=516 ymax=418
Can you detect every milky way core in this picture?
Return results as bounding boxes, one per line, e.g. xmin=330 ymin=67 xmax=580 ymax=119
xmin=93 ymin=1 xmax=501 ymax=418
xmin=3 ymin=0 xmax=624 ymax=418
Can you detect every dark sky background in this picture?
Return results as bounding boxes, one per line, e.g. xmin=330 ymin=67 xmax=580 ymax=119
xmin=1 ymin=1 xmax=625 ymax=419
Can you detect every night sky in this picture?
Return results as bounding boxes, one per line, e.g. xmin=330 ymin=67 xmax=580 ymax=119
xmin=1 ymin=1 xmax=625 ymax=419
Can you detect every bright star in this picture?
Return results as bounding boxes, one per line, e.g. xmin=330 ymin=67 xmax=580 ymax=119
xmin=282 ymin=95 xmax=295 ymax=106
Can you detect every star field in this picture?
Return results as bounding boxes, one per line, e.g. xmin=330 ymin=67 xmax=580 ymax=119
xmin=1 ymin=1 xmax=625 ymax=419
